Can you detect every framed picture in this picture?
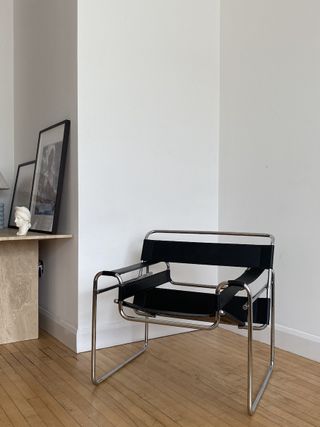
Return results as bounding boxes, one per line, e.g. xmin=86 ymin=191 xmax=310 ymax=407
xmin=30 ymin=120 xmax=70 ymax=233
xmin=8 ymin=161 xmax=36 ymax=228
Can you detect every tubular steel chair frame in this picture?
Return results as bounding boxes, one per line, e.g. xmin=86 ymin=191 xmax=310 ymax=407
xmin=91 ymin=230 xmax=275 ymax=415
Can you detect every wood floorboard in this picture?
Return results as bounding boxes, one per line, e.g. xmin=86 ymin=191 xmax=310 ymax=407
xmin=0 ymin=406 xmax=14 ymax=427
xmin=0 ymin=351 xmax=79 ymax=427
xmin=42 ymin=346 xmax=172 ymax=427
xmin=0 ymin=328 xmax=319 ymax=426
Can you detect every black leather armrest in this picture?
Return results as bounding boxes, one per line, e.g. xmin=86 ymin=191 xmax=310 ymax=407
xmin=219 ymin=268 xmax=265 ymax=309
xmin=228 ymin=267 xmax=264 ymax=287
xmin=94 ymin=261 xmax=155 ymax=294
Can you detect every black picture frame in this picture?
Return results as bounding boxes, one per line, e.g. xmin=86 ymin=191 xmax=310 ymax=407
xmin=8 ymin=161 xmax=36 ymax=229
xmin=29 ymin=120 xmax=70 ymax=233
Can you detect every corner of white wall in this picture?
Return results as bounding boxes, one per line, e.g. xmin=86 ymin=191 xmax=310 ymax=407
xmin=39 ymin=307 xmax=77 ymax=351
xmin=219 ymin=0 xmax=320 ymax=364
xmin=0 ymin=0 xmax=14 ymax=223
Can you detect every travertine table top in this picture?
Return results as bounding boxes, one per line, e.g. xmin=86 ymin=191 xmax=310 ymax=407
xmin=0 ymin=228 xmax=72 ymax=242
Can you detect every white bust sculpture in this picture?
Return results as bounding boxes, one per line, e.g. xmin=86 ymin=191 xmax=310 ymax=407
xmin=14 ymin=206 xmax=31 ymax=236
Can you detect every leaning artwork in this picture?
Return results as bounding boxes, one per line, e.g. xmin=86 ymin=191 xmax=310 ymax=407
xmin=29 ymin=120 xmax=70 ymax=233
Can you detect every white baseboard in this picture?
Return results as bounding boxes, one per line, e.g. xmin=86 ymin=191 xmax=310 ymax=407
xmin=40 ymin=307 xmax=320 ymax=362
xmin=275 ymin=325 xmax=320 ymax=362
xmin=222 ymin=323 xmax=320 ymax=363
xmin=39 ymin=307 xmax=77 ymax=352
xmin=76 ymin=318 xmax=191 ymax=353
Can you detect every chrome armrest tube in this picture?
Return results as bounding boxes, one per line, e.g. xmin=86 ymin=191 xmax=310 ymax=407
xmin=145 ymin=229 xmax=274 ymax=245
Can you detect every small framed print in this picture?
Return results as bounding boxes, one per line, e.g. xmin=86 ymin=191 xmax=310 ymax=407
xmin=30 ymin=120 xmax=70 ymax=233
xmin=8 ymin=161 xmax=35 ymax=228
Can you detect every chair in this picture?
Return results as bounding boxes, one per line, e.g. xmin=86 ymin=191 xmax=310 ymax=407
xmin=91 ymin=230 xmax=275 ymax=415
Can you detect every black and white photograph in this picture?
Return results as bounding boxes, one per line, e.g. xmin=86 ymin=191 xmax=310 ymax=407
xmin=30 ymin=120 xmax=70 ymax=233
xmin=35 ymin=141 xmax=62 ymax=216
xmin=8 ymin=161 xmax=35 ymax=228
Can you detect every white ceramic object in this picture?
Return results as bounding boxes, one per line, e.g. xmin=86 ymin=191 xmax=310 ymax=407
xmin=15 ymin=206 xmax=31 ymax=236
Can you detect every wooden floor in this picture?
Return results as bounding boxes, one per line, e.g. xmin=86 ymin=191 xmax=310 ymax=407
xmin=0 ymin=329 xmax=319 ymax=426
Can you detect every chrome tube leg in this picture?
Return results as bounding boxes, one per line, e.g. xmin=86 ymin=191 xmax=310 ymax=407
xmin=245 ymin=271 xmax=275 ymax=415
xmin=144 ymin=321 xmax=149 ymax=346
xmin=91 ymin=286 xmax=98 ymax=384
xmin=270 ymin=272 xmax=275 ymax=365
xmin=91 ymin=290 xmax=149 ymax=385
xmin=247 ymin=288 xmax=253 ymax=413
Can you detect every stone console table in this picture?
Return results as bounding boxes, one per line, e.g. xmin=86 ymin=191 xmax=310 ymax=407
xmin=0 ymin=229 xmax=71 ymax=344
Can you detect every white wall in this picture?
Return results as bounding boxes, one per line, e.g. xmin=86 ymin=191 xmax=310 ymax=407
xmin=0 ymin=0 xmax=14 ymax=220
xmin=9 ymin=0 xmax=320 ymax=362
xmin=220 ymin=0 xmax=320 ymax=361
xmin=14 ymin=0 xmax=78 ymax=349
xmin=77 ymin=0 xmax=220 ymax=352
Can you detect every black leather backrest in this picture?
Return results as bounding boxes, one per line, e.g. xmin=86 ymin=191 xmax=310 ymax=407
xmin=141 ymin=239 xmax=274 ymax=269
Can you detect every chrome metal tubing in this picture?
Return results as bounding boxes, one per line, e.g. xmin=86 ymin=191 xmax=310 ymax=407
xmin=270 ymin=271 xmax=275 ymax=364
xmin=145 ymin=229 xmax=275 ymax=244
xmin=91 ymin=270 xmax=148 ymax=385
xmin=119 ymin=280 xmax=227 ymax=331
xmin=92 ymin=344 xmax=148 ymax=385
xmin=242 ymin=283 xmax=268 ymax=310
xmin=239 ymin=268 xmax=273 ymax=331
xmin=239 ymin=322 xmax=269 ymax=332
xmin=171 ymin=280 xmax=219 ymax=290
xmin=246 ymin=284 xmax=253 ymax=411
xmin=119 ymin=303 xmax=220 ymax=330
xmin=245 ymin=268 xmax=275 ymax=415
xmin=145 ymin=321 xmax=149 ymax=344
